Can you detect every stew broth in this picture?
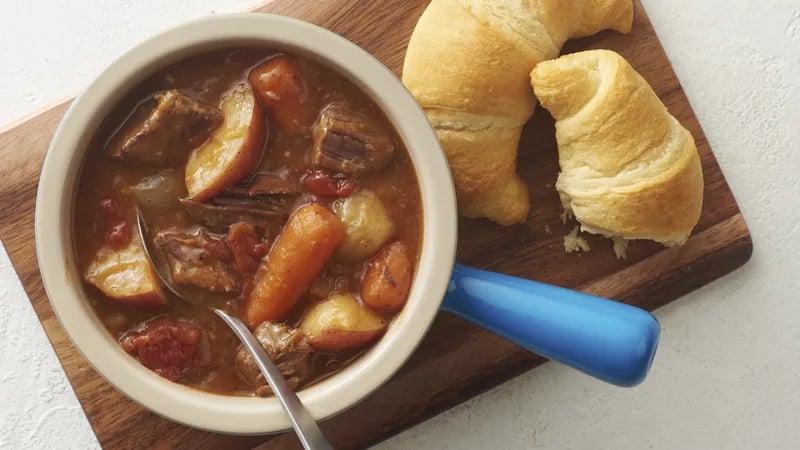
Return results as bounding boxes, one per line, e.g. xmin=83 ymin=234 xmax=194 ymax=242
xmin=74 ymin=48 xmax=422 ymax=396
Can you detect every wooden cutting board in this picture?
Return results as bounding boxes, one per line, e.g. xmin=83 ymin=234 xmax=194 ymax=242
xmin=0 ymin=0 xmax=752 ymax=449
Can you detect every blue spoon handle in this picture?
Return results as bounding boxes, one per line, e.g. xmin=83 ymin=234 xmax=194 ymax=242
xmin=441 ymin=264 xmax=660 ymax=387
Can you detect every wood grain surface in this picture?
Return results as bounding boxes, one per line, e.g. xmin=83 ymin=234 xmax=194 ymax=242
xmin=0 ymin=0 xmax=752 ymax=449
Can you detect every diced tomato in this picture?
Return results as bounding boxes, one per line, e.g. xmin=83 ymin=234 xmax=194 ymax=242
xmin=100 ymin=198 xmax=132 ymax=250
xmin=106 ymin=221 xmax=131 ymax=249
xmin=120 ymin=316 xmax=201 ymax=381
xmin=248 ymin=56 xmax=309 ymax=134
xmin=301 ymin=169 xmax=357 ymax=198
xmin=228 ymin=223 xmax=268 ymax=275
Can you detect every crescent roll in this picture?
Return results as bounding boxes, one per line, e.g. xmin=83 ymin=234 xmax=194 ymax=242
xmin=402 ymin=0 xmax=634 ymax=225
xmin=530 ymin=49 xmax=704 ymax=245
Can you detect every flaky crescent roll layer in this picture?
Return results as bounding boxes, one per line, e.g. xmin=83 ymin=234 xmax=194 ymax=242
xmin=402 ymin=0 xmax=634 ymax=225
xmin=531 ymin=49 xmax=704 ymax=245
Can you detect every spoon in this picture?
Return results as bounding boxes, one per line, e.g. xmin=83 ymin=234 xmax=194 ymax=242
xmin=136 ymin=211 xmax=333 ymax=450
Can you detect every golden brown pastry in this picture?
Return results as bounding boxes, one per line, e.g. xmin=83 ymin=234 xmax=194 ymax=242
xmin=530 ymin=49 xmax=704 ymax=245
xmin=402 ymin=0 xmax=634 ymax=225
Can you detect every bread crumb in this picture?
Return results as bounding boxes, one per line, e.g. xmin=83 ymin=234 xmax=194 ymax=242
xmin=564 ymin=226 xmax=590 ymax=253
xmin=560 ymin=211 xmax=568 ymax=224
xmin=544 ymin=224 xmax=552 ymax=236
xmin=612 ymin=237 xmax=629 ymax=259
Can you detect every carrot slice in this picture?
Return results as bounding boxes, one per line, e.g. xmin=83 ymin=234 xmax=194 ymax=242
xmin=244 ymin=204 xmax=345 ymax=327
xmin=248 ymin=56 xmax=310 ymax=134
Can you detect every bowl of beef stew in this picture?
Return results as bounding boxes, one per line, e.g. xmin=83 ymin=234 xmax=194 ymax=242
xmin=35 ymin=14 xmax=456 ymax=434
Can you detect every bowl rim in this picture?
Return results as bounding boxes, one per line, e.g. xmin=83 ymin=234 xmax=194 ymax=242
xmin=35 ymin=12 xmax=457 ymax=435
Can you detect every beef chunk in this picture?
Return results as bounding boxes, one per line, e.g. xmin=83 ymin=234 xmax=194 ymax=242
xmin=312 ymin=103 xmax=395 ymax=174
xmin=153 ymin=229 xmax=239 ymax=294
xmin=109 ymin=90 xmax=223 ymax=165
xmin=246 ymin=171 xmax=297 ymax=196
xmin=179 ymin=198 xmax=288 ymax=229
xmin=236 ymin=322 xmax=313 ymax=396
xmin=223 ymin=170 xmax=296 ymax=198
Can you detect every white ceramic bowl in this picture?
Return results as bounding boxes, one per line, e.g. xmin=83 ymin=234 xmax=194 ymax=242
xmin=35 ymin=13 xmax=457 ymax=434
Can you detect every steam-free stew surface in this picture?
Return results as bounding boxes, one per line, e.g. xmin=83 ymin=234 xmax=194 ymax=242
xmin=74 ymin=48 xmax=422 ymax=396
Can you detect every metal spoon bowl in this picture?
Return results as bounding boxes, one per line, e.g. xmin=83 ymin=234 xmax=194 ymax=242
xmin=136 ymin=211 xmax=332 ymax=450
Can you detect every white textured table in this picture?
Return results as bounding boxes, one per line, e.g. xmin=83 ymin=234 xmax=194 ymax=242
xmin=1 ymin=1 xmax=798 ymax=449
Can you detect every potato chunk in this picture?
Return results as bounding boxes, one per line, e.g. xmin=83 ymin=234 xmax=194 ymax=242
xmin=185 ymin=83 xmax=266 ymax=202
xmin=332 ymin=190 xmax=395 ymax=261
xmin=84 ymin=234 xmax=166 ymax=308
xmin=299 ymin=294 xmax=387 ymax=351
